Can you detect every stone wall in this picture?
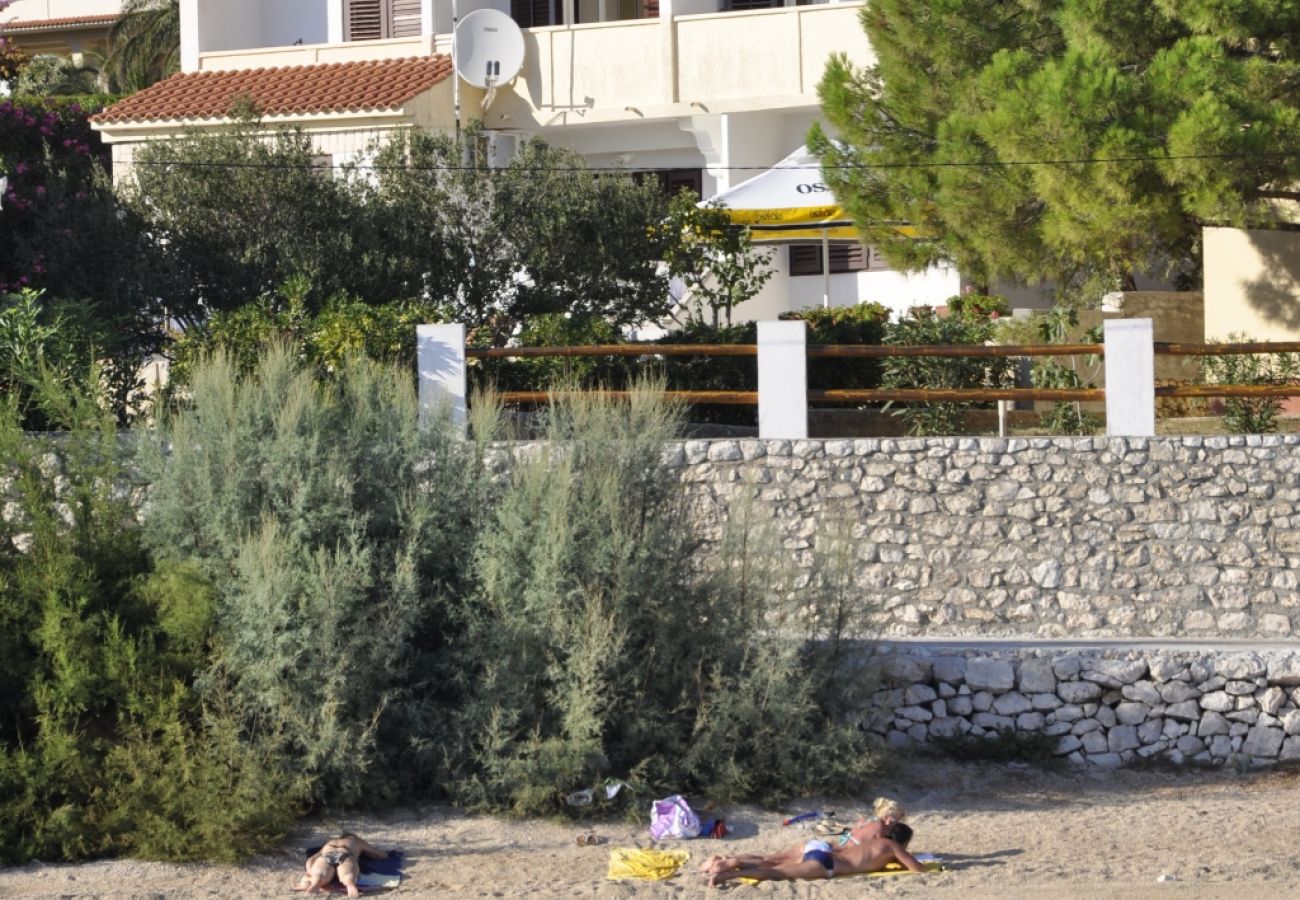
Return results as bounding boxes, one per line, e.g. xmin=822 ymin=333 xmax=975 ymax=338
xmin=672 ymin=435 xmax=1300 ymax=640
xmin=867 ymin=645 xmax=1300 ymax=768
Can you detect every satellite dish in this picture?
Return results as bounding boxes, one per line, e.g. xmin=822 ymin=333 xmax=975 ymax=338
xmin=454 ymin=9 xmax=525 ymax=88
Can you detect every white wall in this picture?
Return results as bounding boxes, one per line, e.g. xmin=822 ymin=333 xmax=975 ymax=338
xmin=260 ymin=0 xmax=328 ymax=48
xmin=4 ymin=0 xmax=121 ymax=19
xmin=185 ymin=0 xmax=327 ymax=71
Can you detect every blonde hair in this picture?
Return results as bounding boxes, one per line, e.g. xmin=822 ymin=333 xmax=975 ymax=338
xmin=872 ymin=797 xmax=906 ymax=822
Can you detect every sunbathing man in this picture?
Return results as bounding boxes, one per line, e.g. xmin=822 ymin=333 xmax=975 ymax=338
xmin=699 ymin=796 xmax=906 ymax=877
xmin=301 ymin=833 xmax=388 ymax=898
xmin=705 ymin=821 xmax=924 ymax=886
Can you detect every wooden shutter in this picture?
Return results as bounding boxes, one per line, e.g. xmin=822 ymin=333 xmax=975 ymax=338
xmin=789 ymin=245 xmax=822 ymax=276
xmin=345 ymin=0 xmax=384 ymax=41
xmin=828 ymin=242 xmax=867 ymax=274
xmin=391 ymin=0 xmax=422 ymax=37
xmin=643 ymin=0 xmax=660 ymax=17
xmin=727 ymin=0 xmax=781 ymax=10
xmin=512 ymin=0 xmax=559 ymax=28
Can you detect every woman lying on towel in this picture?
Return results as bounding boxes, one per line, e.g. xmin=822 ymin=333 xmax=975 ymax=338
xmin=301 ymin=833 xmax=388 ymax=897
xmin=704 ymin=821 xmax=924 ymax=886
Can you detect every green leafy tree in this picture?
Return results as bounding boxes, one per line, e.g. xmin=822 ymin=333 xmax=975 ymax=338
xmin=362 ymin=128 xmax=674 ymax=342
xmin=13 ymin=54 xmax=103 ymax=96
xmin=663 ymin=191 xmax=775 ymax=327
xmin=814 ymin=1 xmax=1300 ymax=288
xmin=103 ymin=0 xmax=179 ymax=93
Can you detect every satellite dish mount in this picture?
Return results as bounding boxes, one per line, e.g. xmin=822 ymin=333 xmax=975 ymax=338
xmin=454 ymin=10 xmax=525 ymax=120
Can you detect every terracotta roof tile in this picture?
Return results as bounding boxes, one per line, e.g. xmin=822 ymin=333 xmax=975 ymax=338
xmin=4 ymin=15 xmax=119 ymax=32
xmin=92 ymin=55 xmax=454 ymax=125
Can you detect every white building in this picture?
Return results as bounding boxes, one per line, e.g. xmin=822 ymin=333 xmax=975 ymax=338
xmin=1 ymin=0 xmax=122 ymax=62
xmin=91 ymin=0 xmax=965 ymax=320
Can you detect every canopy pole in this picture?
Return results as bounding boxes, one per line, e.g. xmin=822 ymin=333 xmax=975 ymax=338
xmin=822 ymin=228 xmax=831 ymax=309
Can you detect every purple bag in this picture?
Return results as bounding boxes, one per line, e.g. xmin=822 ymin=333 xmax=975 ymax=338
xmin=649 ymin=794 xmax=701 ymax=840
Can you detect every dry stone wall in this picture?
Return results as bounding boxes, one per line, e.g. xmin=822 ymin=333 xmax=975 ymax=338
xmin=670 ymin=434 xmax=1300 ymax=768
xmin=869 ymin=646 xmax=1300 ymax=768
xmin=670 ymin=434 xmax=1300 ymax=639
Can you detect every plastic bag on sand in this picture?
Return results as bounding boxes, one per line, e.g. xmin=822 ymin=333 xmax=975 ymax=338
xmin=649 ymin=795 xmax=700 ymax=840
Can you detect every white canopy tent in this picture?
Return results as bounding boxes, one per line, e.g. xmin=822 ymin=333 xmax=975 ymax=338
xmin=706 ymin=145 xmax=917 ymax=308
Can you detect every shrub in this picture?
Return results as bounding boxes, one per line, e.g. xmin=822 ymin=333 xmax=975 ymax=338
xmin=0 ymin=369 xmax=295 ymax=863
xmin=881 ymin=301 xmax=1013 ymax=436
xmin=784 ymin=302 xmax=891 ymax=395
xmin=139 ymin=345 xmax=489 ymax=807
xmin=1201 ymin=333 xmax=1299 ymax=434
xmin=449 ymin=381 xmax=880 ymax=813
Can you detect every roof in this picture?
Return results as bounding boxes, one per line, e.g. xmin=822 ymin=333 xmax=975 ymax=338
xmin=92 ymin=55 xmax=454 ymax=125
xmin=3 ymin=14 xmax=119 ymax=33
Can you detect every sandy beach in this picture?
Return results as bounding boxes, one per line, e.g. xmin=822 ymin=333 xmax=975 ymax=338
xmin=3 ymin=758 xmax=1299 ymax=899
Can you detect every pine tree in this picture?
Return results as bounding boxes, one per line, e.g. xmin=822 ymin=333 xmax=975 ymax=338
xmin=814 ymin=0 xmax=1300 ymax=287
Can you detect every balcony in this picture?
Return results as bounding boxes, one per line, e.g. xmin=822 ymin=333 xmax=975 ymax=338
xmin=194 ymin=4 xmax=873 ymax=128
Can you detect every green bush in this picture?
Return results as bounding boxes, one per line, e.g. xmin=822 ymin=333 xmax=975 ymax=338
xmin=881 ymin=300 xmax=1013 ymax=436
xmin=450 ymin=382 xmax=880 ymax=813
xmin=1201 ymin=333 xmax=1299 ymax=434
xmin=139 ymin=345 xmax=489 ymax=807
xmin=0 ymin=370 xmax=296 ymax=864
xmin=470 ymin=313 xmax=635 ymax=394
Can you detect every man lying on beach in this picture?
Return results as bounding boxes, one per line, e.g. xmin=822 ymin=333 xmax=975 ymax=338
xmin=300 ymin=833 xmax=388 ymax=898
xmin=699 ymin=796 xmax=907 ymax=878
xmin=703 ymin=821 xmax=924 ymax=886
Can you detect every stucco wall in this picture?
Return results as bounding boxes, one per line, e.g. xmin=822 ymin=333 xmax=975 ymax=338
xmin=1204 ymin=226 xmax=1300 ymax=343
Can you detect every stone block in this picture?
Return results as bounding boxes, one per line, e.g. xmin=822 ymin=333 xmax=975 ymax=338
xmin=1283 ymin=709 xmax=1300 ymax=736
xmin=1268 ymin=655 xmax=1300 ymax=686
xmin=928 ymin=717 xmax=964 ymax=739
xmin=1176 ymin=735 xmax=1205 ymax=755
xmin=948 ymin=695 xmax=974 ymax=716
xmin=904 ymin=684 xmax=939 ymax=705
xmin=933 ymin=656 xmax=967 ymax=685
xmin=1226 ymin=708 xmax=1260 ymax=725
xmin=1044 ymin=722 xmax=1073 ymax=737
xmin=1198 ymin=712 xmax=1230 ymax=737
xmin=907 ymin=723 xmax=929 ymax=742
xmin=1200 ymin=691 xmax=1234 ymax=712
xmin=1281 ymin=736 xmax=1300 ymax=761
xmin=1258 ymin=686 xmax=1286 ymax=716
xmin=1059 ymin=681 xmax=1103 ymax=703
xmin=1122 ymin=681 xmax=1162 ymax=704
xmin=966 ymin=658 xmax=1016 ymax=692
xmin=972 ymin=712 xmax=1014 ymax=731
xmin=897 ymin=705 xmax=933 ymax=722
xmin=972 ymin=691 xmax=994 ymax=712
xmin=1054 ymin=704 xmax=1085 ymax=723
xmin=1225 ymin=680 xmax=1256 ymax=696
xmin=1217 ymin=653 xmax=1265 ymax=680
xmin=931 ymin=699 xmax=947 ymax=719
xmin=1209 ymin=735 xmax=1234 ymax=758
xmin=1116 ymin=702 xmax=1150 ymax=726
xmin=1081 ymin=731 xmax=1108 ymax=754
xmin=1148 ymin=657 xmax=1187 ymax=682
xmin=1017 ymin=712 xmax=1046 ymax=731
xmin=1166 ymin=700 xmax=1202 ymax=721
xmin=1053 ymin=655 xmax=1083 ymax=680
xmin=1159 ymin=681 xmax=1201 ymax=704
xmin=993 ymin=692 xmax=1032 ymax=716
xmin=1108 ymin=725 xmax=1141 ymax=753
xmin=1138 ymin=718 xmax=1164 ymax=745
xmin=1032 ymin=693 xmax=1063 ymax=711
xmin=938 ymin=682 xmax=957 ymax=699
xmin=1073 ymin=718 xmax=1102 ymax=736
xmin=1243 ymin=724 xmax=1285 ymax=758
xmin=882 ymin=655 xmax=931 ymax=683
xmin=1054 ymin=734 xmax=1083 ymax=756
xmin=1082 ymin=659 xmax=1148 ymax=687
xmin=1019 ymin=658 xmax=1057 ymax=693
xmin=1088 ymin=752 xmax=1123 ymax=769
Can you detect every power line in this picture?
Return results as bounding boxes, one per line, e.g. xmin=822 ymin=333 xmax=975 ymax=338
xmin=110 ymin=147 xmax=1300 ymax=174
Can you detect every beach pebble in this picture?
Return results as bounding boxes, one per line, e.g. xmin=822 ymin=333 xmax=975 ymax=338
xmin=1156 ymin=874 xmax=1177 ymax=882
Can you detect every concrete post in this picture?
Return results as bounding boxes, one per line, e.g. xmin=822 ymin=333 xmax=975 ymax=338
xmin=1103 ymin=318 xmax=1155 ymax=437
xmin=757 ymin=320 xmax=808 ymax=439
xmin=416 ymin=323 xmax=467 ymax=431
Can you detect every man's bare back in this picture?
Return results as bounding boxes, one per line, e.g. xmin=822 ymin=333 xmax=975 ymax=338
xmin=833 ymin=835 xmax=925 ymax=876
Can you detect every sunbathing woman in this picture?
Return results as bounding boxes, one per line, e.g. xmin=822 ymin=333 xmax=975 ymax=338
xmin=699 ymin=796 xmax=906 ymax=877
xmin=302 ymin=833 xmax=388 ymax=898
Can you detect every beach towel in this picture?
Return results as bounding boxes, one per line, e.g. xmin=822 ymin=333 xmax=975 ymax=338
xmin=292 ymin=850 xmax=403 ymax=893
xmin=606 ymin=847 xmax=691 ymax=881
xmin=734 ymin=854 xmax=943 ymax=885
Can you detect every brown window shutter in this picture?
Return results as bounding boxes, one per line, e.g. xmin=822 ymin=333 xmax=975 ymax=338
xmin=866 ymin=246 xmax=892 ymax=271
xmin=512 ymin=0 xmax=559 ymax=27
xmin=789 ymin=245 xmax=823 ymax=276
xmin=643 ymin=0 xmax=660 ymax=17
xmin=828 ymin=242 xmax=868 ymax=274
xmin=391 ymin=0 xmax=422 ymax=37
xmin=727 ymin=0 xmax=782 ymax=10
xmin=345 ymin=0 xmax=385 ymax=40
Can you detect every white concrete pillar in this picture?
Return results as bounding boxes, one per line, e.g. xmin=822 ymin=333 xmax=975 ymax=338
xmin=1103 ymin=318 xmax=1155 ymax=437
xmin=757 ymin=319 xmax=807 ymax=439
xmin=180 ymin=0 xmax=200 ymax=72
xmin=417 ymin=323 xmax=467 ymax=431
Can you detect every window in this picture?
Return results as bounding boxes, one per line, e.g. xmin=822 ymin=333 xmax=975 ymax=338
xmin=726 ymin=0 xmax=782 ymax=9
xmin=511 ymin=0 xmax=563 ymax=28
xmin=789 ymin=242 xmax=890 ymax=276
xmin=344 ymin=0 xmax=422 ymax=41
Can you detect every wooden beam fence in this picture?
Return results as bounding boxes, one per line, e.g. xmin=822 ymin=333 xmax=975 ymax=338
xmin=416 ymin=320 xmax=1300 ymax=439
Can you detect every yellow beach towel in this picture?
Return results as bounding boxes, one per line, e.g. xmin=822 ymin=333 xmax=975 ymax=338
xmin=736 ymin=857 xmax=943 ymax=885
xmin=606 ymin=847 xmax=691 ymax=881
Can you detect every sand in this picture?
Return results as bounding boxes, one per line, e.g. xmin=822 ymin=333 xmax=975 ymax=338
xmin=3 ymin=758 xmax=1299 ymax=899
